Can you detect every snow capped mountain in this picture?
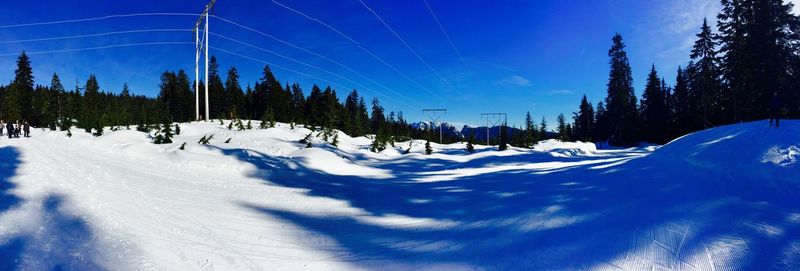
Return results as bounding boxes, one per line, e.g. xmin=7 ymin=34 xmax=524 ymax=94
xmin=410 ymin=121 xmax=463 ymax=138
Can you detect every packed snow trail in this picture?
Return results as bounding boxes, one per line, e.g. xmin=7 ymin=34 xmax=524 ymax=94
xmin=0 ymin=120 xmax=797 ymax=270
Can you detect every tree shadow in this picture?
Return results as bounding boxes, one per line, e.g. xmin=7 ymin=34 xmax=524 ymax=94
xmin=0 ymin=146 xmax=22 ymax=215
xmin=0 ymin=194 xmax=108 ymax=270
xmin=220 ymin=143 xmax=798 ymax=269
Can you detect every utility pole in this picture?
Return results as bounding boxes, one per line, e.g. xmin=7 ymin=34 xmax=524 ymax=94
xmin=480 ymin=113 xmax=506 ymax=146
xmin=422 ymin=109 xmax=447 ymax=144
xmin=194 ymin=0 xmax=216 ymax=121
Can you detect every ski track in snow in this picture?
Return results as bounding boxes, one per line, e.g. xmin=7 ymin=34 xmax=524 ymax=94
xmin=0 ymin=120 xmax=798 ymax=270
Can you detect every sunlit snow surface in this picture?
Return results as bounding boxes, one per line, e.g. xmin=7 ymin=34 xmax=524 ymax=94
xmin=0 ymin=120 xmax=797 ymax=270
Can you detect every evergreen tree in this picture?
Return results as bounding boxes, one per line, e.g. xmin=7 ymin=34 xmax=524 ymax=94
xmin=524 ymin=111 xmax=536 ymax=148
xmin=717 ymin=0 xmax=800 ymax=121
xmin=466 ymin=131 xmax=475 ymax=153
xmin=690 ymin=18 xmax=724 ymax=126
xmin=671 ymin=66 xmax=693 ymax=137
xmin=50 ymin=73 xmax=66 ymax=128
xmin=425 ymin=140 xmax=432 ymax=155
xmin=225 ymin=67 xmax=245 ymax=118
xmin=5 ymin=52 xmax=34 ymax=122
xmin=207 ymin=56 xmax=226 ymax=118
xmin=557 ymin=113 xmax=569 ymax=141
xmin=640 ymin=65 xmax=669 ymax=144
xmin=604 ymin=34 xmax=639 ymax=146
xmin=82 ymin=75 xmax=101 ymax=133
xmin=594 ymin=101 xmax=608 ymax=142
xmin=370 ymin=98 xmax=386 ymax=134
xmin=539 ymin=116 xmax=548 ymax=140
xmin=572 ymin=95 xmax=595 ymax=142
xmin=498 ymin=122 xmax=509 ymax=151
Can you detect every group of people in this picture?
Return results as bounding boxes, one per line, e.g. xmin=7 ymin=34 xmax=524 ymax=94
xmin=1 ymin=120 xmax=30 ymax=139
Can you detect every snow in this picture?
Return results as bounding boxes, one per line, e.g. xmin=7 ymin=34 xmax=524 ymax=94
xmin=0 ymin=119 xmax=798 ymax=270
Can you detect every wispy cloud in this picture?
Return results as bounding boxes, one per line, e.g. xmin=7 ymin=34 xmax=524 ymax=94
xmin=543 ymin=89 xmax=573 ymax=96
xmin=498 ymin=75 xmax=532 ymax=87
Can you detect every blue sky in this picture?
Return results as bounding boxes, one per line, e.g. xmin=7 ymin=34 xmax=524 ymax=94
xmin=0 ymin=0 xmax=744 ymax=128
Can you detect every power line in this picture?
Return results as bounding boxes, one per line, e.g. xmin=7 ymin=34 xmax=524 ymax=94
xmin=0 ymin=41 xmax=193 ymax=57
xmin=0 ymin=13 xmax=198 ymax=29
xmin=421 ymin=0 xmax=470 ymax=74
xmin=211 ymin=15 xmax=415 ymax=106
xmin=357 ymin=0 xmax=451 ymax=87
xmin=0 ymin=29 xmax=193 ymax=44
xmin=269 ymin=0 xmax=443 ymax=99
xmin=209 ymin=31 xmax=418 ymax=107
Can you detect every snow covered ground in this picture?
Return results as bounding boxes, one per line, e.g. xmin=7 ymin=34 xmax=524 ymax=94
xmin=0 ymin=120 xmax=797 ymax=270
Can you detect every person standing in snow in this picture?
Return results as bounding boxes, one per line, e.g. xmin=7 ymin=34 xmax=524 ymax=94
xmin=14 ymin=121 xmax=20 ymax=138
xmin=769 ymin=92 xmax=782 ymax=128
xmin=23 ymin=121 xmax=30 ymax=137
xmin=0 ymin=119 xmax=4 ymax=136
xmin=6 ymin=121 xmax=13 ymax=139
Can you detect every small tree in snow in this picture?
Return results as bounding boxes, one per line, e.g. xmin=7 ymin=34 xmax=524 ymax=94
xmin=425 ymin=141 xmax=433 ymax=155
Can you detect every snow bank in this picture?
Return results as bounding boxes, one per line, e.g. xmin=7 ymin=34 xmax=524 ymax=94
xmin=653 ymin=120 xmax=800 ymax=190
xmin=534 ymin=139 xmax=598 ymax=157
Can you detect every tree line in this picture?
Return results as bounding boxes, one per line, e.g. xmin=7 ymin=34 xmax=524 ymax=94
xmin=0 ymin=52 xmax=466 ymax=146
xmin=558 ymin=0 xmax=800 ymax=146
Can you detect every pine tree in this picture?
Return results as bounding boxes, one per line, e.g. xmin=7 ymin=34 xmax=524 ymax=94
xmin=594 ymin=101 xmax=608 ymax=142
xmin=161 ymin=120 xmax=173 ymax=144
xmin=539 ymin=116 xmax=548 ymax=140
xmin=640 ymin=65 xmax=669 ymax=144
xmin=524 ymin=111 xmax=536 ymax=148
xmin=498 ymin=123 xmax=509 ymax=151
xmin=82 ymin=75 xmax=101 ymax=133
xmin=690 ymin=18 xmax=724 ymax=126
xmin=331 ymin=133 xmax=339 ymax=147
xmin=717 ymin=0 xmax=800 ymax=121
xmin=671 ymin=66 xmax=693 ymax=137
xmin=466 ymin=131 xmax=476 ymax=153
xmin=425 ymin=140 xmax=432 ymax=155
xmin=573 ymin=95 xmax=595 ymax=142
xmin=604 ymin=34 xmax=639 ymax=146
xmin=207 ymin=56 xmax=226 ymax=119
xmin=225 ymin=67 xmax=245 ymax=118
xmin=5 ymin=52 xmax=34 ymax=122
xmin=557 ymin=114 xmax=569 ymax=141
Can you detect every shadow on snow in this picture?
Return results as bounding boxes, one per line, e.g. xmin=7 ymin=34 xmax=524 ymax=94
xmin=219 ymin=140 xmax=799 ymax=269
xmin=0 ymin=146 xmax=106 ymax=270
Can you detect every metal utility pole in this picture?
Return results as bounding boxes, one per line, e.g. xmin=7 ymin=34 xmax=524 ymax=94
xmin=194 ymin=0 xmax=216 ymax=121
xmin=480 ymin=113 xmax=506 ymax=146
xmin=422 ymin=109 xmax=447 ymax=143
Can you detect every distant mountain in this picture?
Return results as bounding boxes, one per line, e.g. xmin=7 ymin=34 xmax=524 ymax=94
xmin=410 ymin=122 xmax=463 ymax=138
xmin=409 ymin=122 xmax=530 ymax=142
xmin=460 ymin=125 xmax=524 ymax=142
